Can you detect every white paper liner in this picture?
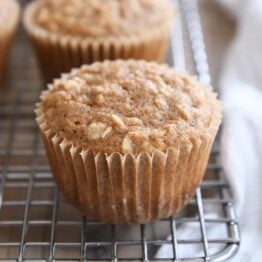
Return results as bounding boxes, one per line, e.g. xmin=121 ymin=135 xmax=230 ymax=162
xmin=36 ymin=109 xmax=218 ymax=224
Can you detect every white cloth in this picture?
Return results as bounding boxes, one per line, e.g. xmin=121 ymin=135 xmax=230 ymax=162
xmin=158 ymin=0 xmax=262 ymax=260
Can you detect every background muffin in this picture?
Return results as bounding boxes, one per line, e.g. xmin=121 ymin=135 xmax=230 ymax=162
xmin=24 ymin=0 xmax=174 ymax=82
xmin=0 ymin=0 xmax=20 ymax=85
xmin=36 ymin=60 xmax=222 ymax=224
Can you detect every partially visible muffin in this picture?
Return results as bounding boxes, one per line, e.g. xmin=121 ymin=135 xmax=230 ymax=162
xmin=0 ymin=0 xmax=20 ymax=85
xmin=24 ymin=0 xmax=174 ymax=82
xmin=36 ymin=60 xmax=222 ymax=224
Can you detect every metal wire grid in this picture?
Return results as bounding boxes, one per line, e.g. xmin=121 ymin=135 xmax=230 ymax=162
xmin=0 ymin=0 xmax=240 ymax=261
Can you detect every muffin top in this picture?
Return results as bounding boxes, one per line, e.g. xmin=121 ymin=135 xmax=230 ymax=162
xmin=33 ymin=0 xmax=174 ymax=37
xmin=39 ymin=60 xmax=221 ymax=155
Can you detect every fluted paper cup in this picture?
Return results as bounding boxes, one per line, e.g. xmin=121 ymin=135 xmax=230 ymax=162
xmin=24 ymin=0 xmax=173 ymax=83
xmin=36 ymin=100 xmax=219 ymax=224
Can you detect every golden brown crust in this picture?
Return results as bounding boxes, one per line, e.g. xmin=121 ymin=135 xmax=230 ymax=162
xmin=33 ymin=0 xmax=174 ymax=38
xmin=39 ymin=60 xmax=222 ymax=156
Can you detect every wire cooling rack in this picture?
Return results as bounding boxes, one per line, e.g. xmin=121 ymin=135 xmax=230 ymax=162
xmin=0 ymin=0 xmax=240 ymax=261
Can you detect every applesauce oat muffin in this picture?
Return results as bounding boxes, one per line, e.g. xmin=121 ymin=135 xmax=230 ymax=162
xmin=36 ymin=60 xmax=222 ymax=224
xmin=23 ymin=0 xmax=174 ymax=82
xmin=0 ymin=0 xmax=20 ymax=85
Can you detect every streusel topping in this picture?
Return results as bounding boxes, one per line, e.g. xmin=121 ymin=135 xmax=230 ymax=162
xmin=40 ymin=60 xmax=221 ymax=155
xmin=34 ymin=0 xmax=173 ymax=37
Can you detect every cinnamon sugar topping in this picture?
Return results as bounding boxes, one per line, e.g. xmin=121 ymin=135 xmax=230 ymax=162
xmin=40 ymin=60 xmax=221 ymax=155
xmin=34 ymin=0 xmax=174 ymax=37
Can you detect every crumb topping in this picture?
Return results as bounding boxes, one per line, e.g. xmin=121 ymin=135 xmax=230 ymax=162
xmin=34 ymin=0 xmax=174 ymax=37
xmin=40 ymin=60 xmax=221 ymax=155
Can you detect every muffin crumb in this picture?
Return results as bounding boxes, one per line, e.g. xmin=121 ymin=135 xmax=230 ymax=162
xmin=111 ymin=114 xmax=126 ymax=130
xmin=87 ymin=122 xmax=109 ymax=140
xmin=122 ymin=135 xmax=133 ymax=153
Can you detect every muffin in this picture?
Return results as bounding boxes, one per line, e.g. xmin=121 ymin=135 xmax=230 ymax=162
xmin=0 ymin=0 xmax=20 ymax=85
xmin=36 ymin=60 xmax=222 ymax=224
xmin=23 ymin=0 xmax=174 ymax=82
